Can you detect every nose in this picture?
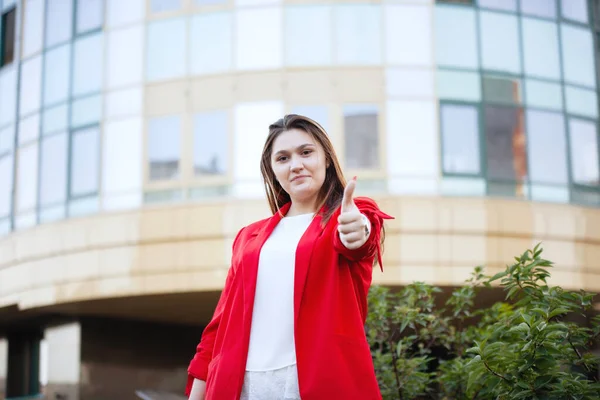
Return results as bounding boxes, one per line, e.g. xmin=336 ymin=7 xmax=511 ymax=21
xmin=290 ymin=156 xmax=303 ymax=173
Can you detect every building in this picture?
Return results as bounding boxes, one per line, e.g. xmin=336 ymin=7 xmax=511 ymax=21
xmin=0 ymin=0 xmax=599 ymax=398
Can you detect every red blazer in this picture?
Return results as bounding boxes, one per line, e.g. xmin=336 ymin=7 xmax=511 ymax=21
xmin=186 ymin=197 xmax=393 ymax=399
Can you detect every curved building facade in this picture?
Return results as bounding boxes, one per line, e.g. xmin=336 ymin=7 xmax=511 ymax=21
xmin=0 ymin=0 xmax=599 ymax=398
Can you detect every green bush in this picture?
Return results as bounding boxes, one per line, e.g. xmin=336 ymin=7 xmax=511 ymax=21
xmin=367 ymin=244 xmax=600 ymax=399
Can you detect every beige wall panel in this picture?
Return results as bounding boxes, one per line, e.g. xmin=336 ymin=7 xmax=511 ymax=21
xmin=235 ymin=71 xmax=285 ymax=102
xmin=333 ymin=68 xmax=384 ymax=103
xmin=190 ymin=75 xmax=235 ymax=110
xmin=284 ymin=71 xmax=336 ymax=103
xmin=145 ymin=81 xmax=188 ymax=116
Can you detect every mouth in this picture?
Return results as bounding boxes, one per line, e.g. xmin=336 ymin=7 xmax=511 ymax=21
xmin=291 ymin=175 xmax=310 ymax=182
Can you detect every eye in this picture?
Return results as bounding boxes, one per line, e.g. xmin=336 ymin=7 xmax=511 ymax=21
xmin=302 ymin=149 xmax=313 ymax=156
xmin=276 ymin=155 xmax=288 ymax=162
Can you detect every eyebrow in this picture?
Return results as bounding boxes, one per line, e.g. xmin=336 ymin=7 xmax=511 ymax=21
xmin=273 ymin=143 xmax=316 ymax=157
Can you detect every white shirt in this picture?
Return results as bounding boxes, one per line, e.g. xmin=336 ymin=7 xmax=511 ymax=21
xmin=245 ymin=213 xmax=313 ymax=371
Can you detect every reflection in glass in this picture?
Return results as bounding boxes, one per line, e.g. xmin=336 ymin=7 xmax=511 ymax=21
xmin=22 ymin=0 xmax=44 ymax=57
xmin=72 ymin=33 xmax=103 ymax=96
xmin=521 ymin=18 xmax=560 ymax=80
xmin=344 ymin=105 xmax=379 ymax=169
xmin=561 ymin=24 xmax=596 ymax=88
xmin=291 ymin=105 xmax=329 ymax=133
xmin=19 ymin=55 xmax=42 ymax=116
xmin=71 ymin=95 xmax=102 ymax=128
xmin=194 ymin=111 xmax=228 ymax=176
xmin=148 ymin=116 xmax=181 ymax=181
xmin=190 ymin=13 xmax=232 ymax=74
xmin=436 ymin=69 xmax=481 ymax=101
xmin=525 ymin=79 xmax=563 ymax=111
xmin=17 ymin=143 xmax=39 ymax=211
xmin=526 ymin=110 xmax=567 ymax=184
xmin=520 ymin=0 xmax=556 ymax=19
xmin=106 ymin=0 xmax=144 ymax=27
xmin=482 ymin=75 xmax=522 ymax=105
xmin=0 ymin=155 xmax=12 ymax=217
xmin=441 ymin=104 xmax=480 ymax=175
xmin=434 ymin=6 xmax=478 ymax=69
xmin=479 ymin=11 xmax=521 ymax=74
xmin=236 ymin=8 xmax=283 ymax=70
xmin=40 ymin=133 xmax=68 ymax=206
xmin=565 ymin=86 xmax=598 ymax=118
xmin=561 ymin=0 xmax=588 ymax=23
xmin=569 ymin=119 xmax=599 ymax=186
xmin=45 ymin=0 xmax=73 ymax=47
xmin=43 ymin=44 xmax=71 ymax=106
xmin=151 ymin=0 xmax=181 ymax=12
xmin=334 ymin=5 xmax=381 ymax=65
xmin=484 ymin=106 xmax=528 ymax=197
xmin=43 ymin=105 xmax=69 ymax=136
xmin=71 ymin=127 xmax=100 ymax=196
xmin=385 ymin=5 xmax=432 ymax=66
xmin=478 ymin=0 xmax=516 ymax=12
xmin=285 ymin=6 xmax=331 ymax=67
xmin=146 ymin=18 xmax=187 ymax=81
xmin=76 ymin=0 xmax=103 ymax=33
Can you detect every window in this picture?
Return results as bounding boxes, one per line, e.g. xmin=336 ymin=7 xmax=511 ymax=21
xmin=285 ymin=6 xmax=331 ymax=67
xmin=72 ymin=32 xmax=103 ymax=96
xmin=70 ymin=127 xmax=100 ymax=196
xmin=40 ymin=133 xmax=68 ymax=207
xmin=236 ymin=8 xmax=282 ymax=70
xmin=148 ymin=115 xmax=181 ymax=181
xmin=482 ymin=76 xmax=522 ymax=105
xmin=103 ymin=118 xmax=142 ymax=193
xmin=478 ymin=0 xmax=516 ymax=12
xmin=440 ymin=104 xmax=480 ymax=175
xmin=151 ymin=0 xmax=182 ymax=12
xmin=190 ymin=13 xmax=232 ymax=74
xmin=43 ymin=104 xmax=69 ymax=136
xmin=479 ymin=11 xmax=521 ymax=74
xmin=236 ymin=0 xmax=281 ymax=5
xmin=71 ymin=94 xmax=102 ymax=128
xmin=0 ymin=125 xmax=13 ymax=155
xmin=385 ymin=5 xmax=432 ymax=66
xmin=105 ymin=88 xmax=142 ymax=119
xmin=0 ymin=67 xmax=16 ymax=125
xmin=19 ymin=55 xmax=42 ymax=117
xmin=43 ymin=44 xmax=71 ymax=106
xmin=45 ymin=0 xmax=73 ymax=47
xmin=23 ymin=0 xmax=44 ymax=57
xmin=18 ymin=113 xmax=40 ymax=146
xmin=560 ymin=24 xmax=596 ymax=88
xmin=146 ymin=18 xmax=187 ymax=81
xmin=290 ymin=105 xmax=329 ymax=133
xmin=526 ymin=110 xmax=567 ymax=184
xmin=565 ymin=86 xmax=598 ymax=118
xmin=436 ymin=70 xmax=481 ymax=102
xmin=387 ymin=69 xmax=434 ymax=99
xmin=569 ymin=119 xmax=599 ymax=186
xmin=106 ymin=0 xmax=144 ymax=27
xmin=484 ymin=106 xmax=528 ymax=196
xmin=0 ymin=155 xmax=12 ymax=217
xmin=1 ymin=7 xmax=15 ymax=67
xmin=434 ymin=6 xmax=478 ymax=69
xmin=344 ymin=104 xmax=379 ymax=169
xmin=524 ymin=79 xmax=563 ymax=111
xmin=107 ymin=25 xmax=143 ymax=88
xmin=561 ymin=0 xmax=588 ymax=23
xmin=521 ymin=18 xmax=561 ymax=80
xmin=334 ymin=5 xmax=381 ymax=65
xmin=193 ymin=111 xmax=228 ymax=176
xmin=17 ymin=143 xmax=39 ymax=212
xmin=520 ymin=0 xmax=556 ymax=19
xmin=76 ymin=0 xmax=103 ymax=34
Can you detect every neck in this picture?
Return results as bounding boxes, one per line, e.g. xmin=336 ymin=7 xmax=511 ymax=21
xmin=286 ymin=199 xmax=318 ymax=217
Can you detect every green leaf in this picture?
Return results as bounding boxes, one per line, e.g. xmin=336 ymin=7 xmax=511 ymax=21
xmin=549 ymin=308 xmax=571 ymax=319
xmin=490 ymin=270 xmax=509 ymax=282
xmin=534 ymin=375 xmax=553 ymax=389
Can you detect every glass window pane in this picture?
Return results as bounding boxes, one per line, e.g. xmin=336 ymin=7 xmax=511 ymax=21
xmin=107 ymin=25 xmax=143 ymax=88
xmin=151 ymin=0 xmax=181 ymax=12
xmin=105 ymin=88 xmax=142 ymax=119
xmin=146 ymin=18 xmax=187 ymax=81
xmin=385 ymin=5 xmax=432 ymax=66
xmin=0 ymin=125 xmax=14 ymax=154
xmin=344 ymin=104 xmax=379 ymax=169
xmin=43 ymin=104 xmax=69 ymax=136
xmin=236 ymin=0 xmax=281 ymax=5
xmin=72 ymin=32 xmax=104 ymax=96
xmin=45 ymin=0 xmax=73 ymax=47
xmin=525 ymin=79 xmax=563 ymax=110
xmin=560 ymin=24 xmax=596 ymax=88
xmin=479 ymin=11 xmax=521 ymax=74
xmin=561 ymin=0 xmax=588 ymax=23
xmin=194 ymin=111 xmax=228 ymax=176
xmin=521 ymin=18 xmax=561 ymax=80
xmin=107 ymin=0 xmax=144 ymax=27
xmin=441 ymin=104 xmax=480 ymax=175
xmin=526 ymin=110 xmax=567 ymax=184
xmin=565 ymin=86 xmax=598 ymax=118
xmin=71 ymin=127 xmax=100 ymax=196
xmin=482 ymin=75 xmax=522 ymax=105
xmin=0 ymin=67 xmax=17 ymax=126
xmin=387 ymin=69 xmax=434 ymax=98
xmin=485 ymin=106 xmax=528 ymax=184
xmin=478 ymin=0 xmax=516 ymax=12
xmin=290 ymin=105 xmax=329 ymax=133
xmin=436 ymin=69 xmax=481 ymax=101
xmin=69 ymin=196 xmax=99 ymax=217
xmin=76 ymin=0 xmax=103 ymax=33
xmin=434 ymin=6 xmax=478 ymax=69
xmin=569 ymin=119 xmax=599 ymax=186
xmin=43 ymin=44 xmax=71 ymax=106
xmin=285 ymin=6 xmax=331 ymax=67
xmin=40 ymin=133 xmax=68 ymax=206
xmin=148 ymin=116 xmax=181 ymax=181
xmin=18 ymin=113 xmax=39 ymax=145
xmin=40 ymin=204 xmax=66 ymax=223
xmin=334 ymin=5 xmax=381 ymax=65
xmin=17 ymin=143 xmax=39 ymax=211
xmin=0 ymin=155 xmax=13 ymax=217
xmin=236 ymin=8 xmax=283 ymax=70
xmin=1 ymin=8 xmax=16 ymax=67
xmin=190 ymin=12 xmax=233 ymax=74
xmin=23 ymin=0 xmax=45 ymax=57
xmin=71 ymin=95 xmax=102 ymax=128
xmin=196 ymin=0 xmax=226 ymax=4
xmin=520 ymin=0 xmax=556 ymax=19
xmin=103 ymin=118 xmax=142 ymax=193
xmin=19 ymin=55 xmax=42 ymax=116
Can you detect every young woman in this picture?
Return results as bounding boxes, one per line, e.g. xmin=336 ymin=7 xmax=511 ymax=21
xmin=186 ymin=114 xmax=392 ymax=400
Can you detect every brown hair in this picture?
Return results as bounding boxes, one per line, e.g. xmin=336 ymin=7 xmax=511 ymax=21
xmin=260 ymin=114 xmax=346 ymax=223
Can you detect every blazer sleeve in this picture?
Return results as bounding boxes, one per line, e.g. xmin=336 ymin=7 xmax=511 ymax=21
xmin=332 ymin=197 xmax=394 ymax=272
xmin=185 ymin=227 xmax=245 ymax=396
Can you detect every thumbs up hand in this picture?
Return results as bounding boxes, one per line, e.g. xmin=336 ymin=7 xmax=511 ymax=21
xmin=337 ymin=177 xmax=370 ymax=250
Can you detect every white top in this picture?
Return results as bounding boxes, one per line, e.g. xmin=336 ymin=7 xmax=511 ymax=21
xmin=245 ymin=213 xmax=313 ymax=371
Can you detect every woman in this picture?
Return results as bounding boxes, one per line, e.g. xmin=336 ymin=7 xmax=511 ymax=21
xmin=186 ymin=114 xmax=392 ymax=400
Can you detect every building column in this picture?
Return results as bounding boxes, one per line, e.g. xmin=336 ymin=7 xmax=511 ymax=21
xmin=44 ymin=322 xmax=81 ymax=400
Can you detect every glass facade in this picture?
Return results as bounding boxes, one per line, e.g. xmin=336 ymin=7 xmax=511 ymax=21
xmin=0 ymin=0 xmax=598 ymax=236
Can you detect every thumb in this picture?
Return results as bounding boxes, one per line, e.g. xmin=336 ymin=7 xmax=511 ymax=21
xmin=341 ymin=176 xmax=357 ymax=213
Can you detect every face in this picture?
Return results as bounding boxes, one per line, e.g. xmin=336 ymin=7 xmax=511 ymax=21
xmin=270 ymin=128 xmax=328 ymax=207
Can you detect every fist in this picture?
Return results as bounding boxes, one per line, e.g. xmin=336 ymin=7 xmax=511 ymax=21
xmin=337 ymin=177 xmax=370 ymax=250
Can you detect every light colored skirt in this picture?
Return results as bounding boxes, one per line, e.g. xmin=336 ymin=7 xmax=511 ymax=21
xmin=240 ymin=364 xmax=301 ymax=400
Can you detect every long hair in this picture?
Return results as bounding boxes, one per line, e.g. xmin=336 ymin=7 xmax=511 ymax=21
xmin=260 ymin=114 xmax=346 ymax=224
